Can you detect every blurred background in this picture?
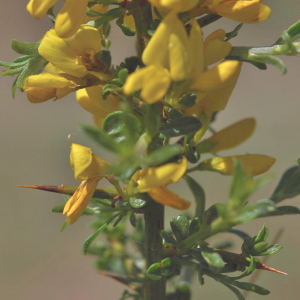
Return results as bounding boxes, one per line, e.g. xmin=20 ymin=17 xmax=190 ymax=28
xmin=1 ymin=0 xmax=300 ymax=299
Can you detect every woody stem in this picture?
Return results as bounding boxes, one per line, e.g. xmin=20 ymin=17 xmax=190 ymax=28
xmin=144 ymin=200 xmax=166 ymax=300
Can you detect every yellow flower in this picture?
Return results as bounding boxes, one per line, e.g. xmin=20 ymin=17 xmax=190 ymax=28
xmin=63 ymin=143 xmax=109 ymax=224
xmin=76 ymin=86 xmax=120 ymax=128
xmin=39 ymin=25 xmax=104 ymax=78
xmin=204 ymin=0 xmax=272 ymax=23
xmin=135 ymin=158 xmax=191 ymax=210
xmin=148 ymin=0 xmax=199 ymax=12
xmin=206 ymin=118 xmax=256 ymax=153
xmin=27 ymin=0 xmax=89 ymax=38
xmin=23 ymin=72 xmax=99 ymax=103
xmin=199 ymin=154 xmax=276 ymax=176
xmin=123 ymin=65 xmax=171 ymax=105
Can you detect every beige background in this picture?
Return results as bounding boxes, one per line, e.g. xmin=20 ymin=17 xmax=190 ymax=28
xmin=1 ymin=0 xmax=300 ymax=299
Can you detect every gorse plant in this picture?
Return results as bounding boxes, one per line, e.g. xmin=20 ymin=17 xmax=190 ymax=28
xmin=2 ymin=0 xmax=300 ymax=299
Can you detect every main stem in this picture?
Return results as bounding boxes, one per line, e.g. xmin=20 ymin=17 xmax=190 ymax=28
xmin=144 ymin=200 xmax=166 ymax=300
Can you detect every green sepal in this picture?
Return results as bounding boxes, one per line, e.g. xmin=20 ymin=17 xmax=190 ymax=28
xmin=189 ymin=218 xmax=200 ymax=236
xmin=167 ymin=108 xmax=184 ymax=119
xmin=184 ymin=144 xmax=199 ymax=163
xmin=78 ymin=123 xmax=120 ymax=153
xmin=170 ymin=216 xmax=190 ymax=242
xmin=85 ymin=7 xmax=105 ymax=17
xmin=254 ymin=224 xmax=269 ymax=244
xmin=82 ymin=223 xmax=108 ymax=255
xmin=102 ymin=22 xmax=111 ymax=39
xmin=249 ymin=54 xmax=286 ymax=74
xmin=184 ymin=175 xmax=205 ymax=219
xmin=129 ymin=193 xmax=149 ymax=208
xmin=160 ymin=116 xmax=202 ymax=138
xmin=178 ymin=93 xmax=197 ymax=109
xmin=160 ymin=230 xmax=177 ymax=246
xmin=225 ymin=55 xmax=267 ymax=70
xmin=47 ymin=6 xmax=55 ymax=23
xmin=116 ymin=17 xmax=136 ymax=36
xmin=270 ymin=164 xmax=300 ymax=203
xmin=11 ymin=39 xmax=40 ymax=55
xmin=251 ymin=242 xmax=269 ymax=255
xmin=102 ymin=111 xmax=143 ymax=149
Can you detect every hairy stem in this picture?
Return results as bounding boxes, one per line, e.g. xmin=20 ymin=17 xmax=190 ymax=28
xmin=144 ymin=200 xmax=166 ymax=300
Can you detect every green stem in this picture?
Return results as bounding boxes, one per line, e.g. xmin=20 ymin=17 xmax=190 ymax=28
xmin=144 ymin=200 xmax=166 ymax=300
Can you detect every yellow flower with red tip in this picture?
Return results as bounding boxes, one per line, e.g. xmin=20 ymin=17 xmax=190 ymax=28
xmin=135 ymin=157 xmax=191 ymax=210
xmin=63 ymin=143 xmax=109 ymax=224
xmin=27 ymin=0 xmax=89 ymax=38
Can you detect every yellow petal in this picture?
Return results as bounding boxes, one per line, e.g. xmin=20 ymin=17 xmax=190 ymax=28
xmin=76 ymin=88 xmax=107 ymax=115
xmin=190 ymin=60 xmax=242 ymax=92
xmin=199 ymin=154 xmax=276 ymax=176
xmin=63 ymin=178 xmax=99 ymax=224
xmin=189 ymin=18 xmax=204 ymax=77
xmin=148 ymin=186 xmax=191 ymax=210
xmin=205 ymin=118 xmax=256 ymax=153
xmin=123 ymin=65 xmax=171 ymax=104
xmin=26 ymin=0 xmax=58 ymax=19
xmin=85 ymin=85 xmax=120 ymax=113
xmin=55 ymin=0 xmax=89 ymax=38
xmin=142 ymin=12 xmax=176 ymax=67
xmin=168 ymin=15 xmax=192 ymax=81
xmin=209 ymin=0 xmax=271 ymax=23
xmin=137 ymin=157 xmax=187 ymax=193
xmin=201 ymin=0 xmax=223 ymax=9
xmin=70 ymin=143 xmax=109 ymax=181
xmin=204 ymin=29 xmax=232 ymax=66
xmin=199 ymin=62 xmax=242 ymax=113
xmin=39 ymin=25 xmax=102 ymax=77
xmin=25 ymin=87 xmax=57 ymax=103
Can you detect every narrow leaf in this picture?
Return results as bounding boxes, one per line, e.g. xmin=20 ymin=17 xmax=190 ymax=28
xmin=82 ymin=223 xmax=107 ymax=255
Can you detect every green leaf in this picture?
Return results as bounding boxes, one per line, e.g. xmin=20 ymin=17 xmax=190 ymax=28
xmin=259 ymin=205 xmax=300 ymax=217
xmin=178 ymin=93 xmax=197 ymax=109
xmin=1 ymin=66 xmax=25 ymax=76
xmin=118 ymin=68 xmax=129 ymax=84
xmin=129 ymin=193 xmax=148 ymax=208
xmin=221 ymin=283 xmax=245 ymax=300
xmin=184 ymin=175 xmax=205 ymax=219
xmin=147 ymin=262 xmax=162 ymax=280
xmin=230 ymin=281 xmax=270 ymax=295
xmin=189 ymin=218 xmax=200 ymax=236
xmin=249 ymin=54 xmax=286 ymax=74
xmin=275 ymin=19 xmax=300 ymax=44
xmin=108 ymin=155 xmax=141 ymax=180
xmin=102 ymin=111 xmax=143 ymax=149
xmin=197 ymin=267 xmax=205 ymax=286
xmin=270 ymin=165 xmax=300 ymax=203
xmin=160 ymin=116 xmax=202 ymax=138
xmin=12 ymin=75 xmax=19 ymax=98
xmin=88 ymin=7 xmax=125 ymax=28
xmin=144 ymin=145 xmax=182 ymax=167
xmin=225 ymin=55 xmax=267 ymax=70
xmin=0 ymin=55 xmax=33 ymax=68
xmin=170 ymin=216 xmax=190 ymax=242
xmin=233 ymin=200 xmax=276 ymax=225
xmin=184 ymin=143 xmax=200 ymax=164
xmin=160 ymin=230 xmax=177 ymax=245
xmin=47 ymin=6 xmax=56 ymax=23
xmin=228 ymin=229 xmax=251 ymax=240
xmin=254 ymin=224 xmax=269 ymax=244
xmin=16 ymin=55 xmax=48 ymax=91
xmin=251 ymin=242 xmax=269 ymax=255
xmin=146 ymin=102 xmax=161 ymax=138
xmin=201 ymin=247 xmax=225 ymax=271
xmin=225 ymin=23 xmax=243 ymax=41
xmin=229 ymin=160 xmax=246 ymax=208
xmin=129 ymin=212 xmax=137 ymax=227
xmin=167 ymin=108 xmax=184 ymax=119
xmin=11 ymin=40 xmax=40 ymax=55
xmin=195 ymin=139 xmax=218 ymax=154
xmin=258 ymin=244 xmax=283 ymax=256
xmin=78 ymin=123 xmax=120 ymax=153
xmin=98 ymin=50 xmax=111 ymax=68
xmin=82 ymin=223 xmax=108 ymax=255
xmin=116 ymin=17 xmax=136 ymax=36
xmin=60 ymin=222 xmax=68 ymax=233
